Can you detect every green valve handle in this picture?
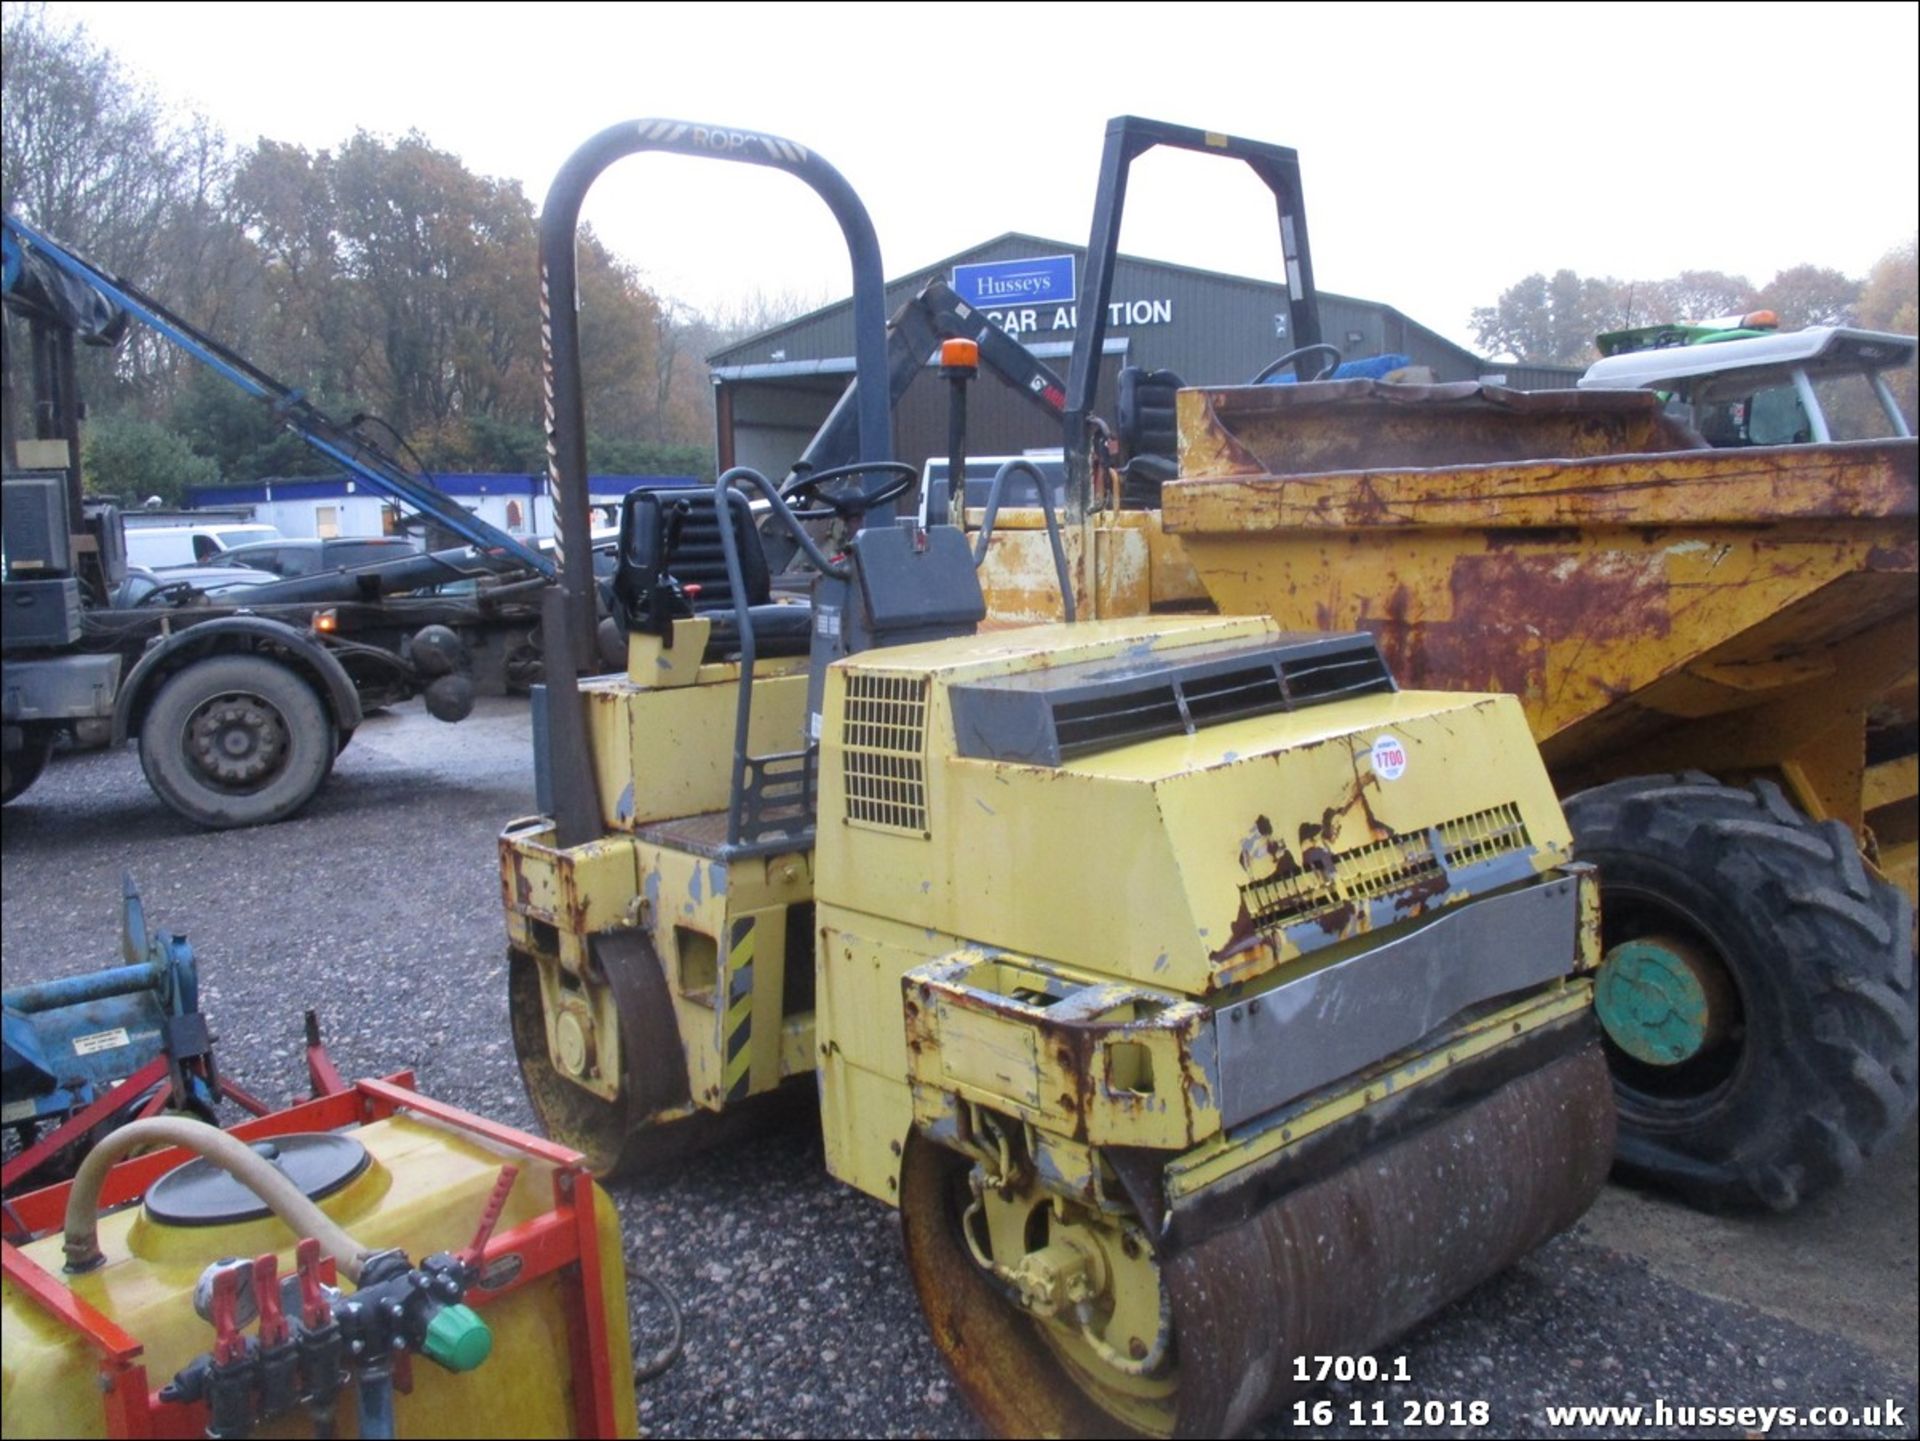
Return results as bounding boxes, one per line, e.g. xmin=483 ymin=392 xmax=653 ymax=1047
xmin=422 ymin=1303 xmax=492 ymax=1373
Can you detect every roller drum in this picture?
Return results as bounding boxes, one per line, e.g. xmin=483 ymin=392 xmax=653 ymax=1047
xmin=904 ymin=1040 xmax=1616 ymax=1439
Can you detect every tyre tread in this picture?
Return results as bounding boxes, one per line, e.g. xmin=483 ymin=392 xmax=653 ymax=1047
xmin=1565 ymin=773 xmax=1917 ymax=1210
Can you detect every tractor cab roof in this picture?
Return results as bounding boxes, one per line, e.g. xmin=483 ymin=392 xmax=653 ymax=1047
xmin=1580 ymin=326 xmax=1917 ymax=393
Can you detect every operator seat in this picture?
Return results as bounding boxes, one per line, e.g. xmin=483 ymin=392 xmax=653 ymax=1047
xmin=613 ymin=487 xmax=815 ymax=659
xmin=1115 ymin=365 xmax=1184 ymax=506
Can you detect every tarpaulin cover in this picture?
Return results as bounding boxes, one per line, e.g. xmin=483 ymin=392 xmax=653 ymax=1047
xmin=1 ymin=227 xmax=130 ymax=346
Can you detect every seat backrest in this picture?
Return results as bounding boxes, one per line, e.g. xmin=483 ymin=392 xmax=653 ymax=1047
xmin=613 ymin=487 xmax=772 ymax=631
xmin=1116 ymin=366 xmax=1184 ymax=466
xmin=1115 ymin=366 xmax=1184 ymax=504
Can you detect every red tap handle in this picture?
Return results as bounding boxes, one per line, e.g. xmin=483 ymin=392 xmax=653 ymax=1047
xmin=253 ymin=1253 xmax=289 ymax=1347
xmin=459 ymin=1164 xmax=520 ymax=1269
xmin=211 ymin=1265 xmax=248 ymax=1365
xmin=295 ymin=1237 xmax=331 ymax=1330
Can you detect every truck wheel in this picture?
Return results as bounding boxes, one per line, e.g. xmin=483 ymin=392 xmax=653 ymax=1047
xmin=138 ymin=655 xmax=334 ymax=828
xmin=2 ymin=729 xmax=55 ymax=804
xmin=1565 ymin=773 xmax=1917 ymax=1210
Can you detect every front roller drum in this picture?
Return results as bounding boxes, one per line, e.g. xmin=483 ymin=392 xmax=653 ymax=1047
xmin=902 ymin=1040 xmax=1616 ymax=1439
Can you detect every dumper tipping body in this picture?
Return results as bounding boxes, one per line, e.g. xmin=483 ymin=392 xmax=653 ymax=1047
xmin=1163 ymin=381 xmax=1919 ymax=893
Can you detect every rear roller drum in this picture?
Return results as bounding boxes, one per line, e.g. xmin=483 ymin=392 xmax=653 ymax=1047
xmin=900 ymin=1132 xmax=1174 ymax=1439
xmin=508 ymin=939 xmax=810 ymax=1177
xmin=902 ymin=1040 xmax=1615 ymax=1439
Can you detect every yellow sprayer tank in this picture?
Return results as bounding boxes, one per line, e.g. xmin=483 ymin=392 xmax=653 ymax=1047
xmin=1 ymin=1077 xmax=637 ymax=1439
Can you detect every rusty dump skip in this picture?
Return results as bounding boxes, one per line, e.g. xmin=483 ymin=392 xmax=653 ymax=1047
xmin=1166 ymin=381 xmax=1919 ymax=840
xmin=1176 ymin=380 xmax=1708 ymax=480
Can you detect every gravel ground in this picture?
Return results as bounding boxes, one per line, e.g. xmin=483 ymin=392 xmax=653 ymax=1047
xmin=4 ymin=697 xmax=1915 ymax=1439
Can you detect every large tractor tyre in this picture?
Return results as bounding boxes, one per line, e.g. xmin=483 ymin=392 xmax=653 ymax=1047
xmin=2 ymin=728 xmax=56 ymax=804
xmin=1564 ymin=772 xmax=1917 ymax=1210
xmin=138 ymin=655 xmax=335 ymax=829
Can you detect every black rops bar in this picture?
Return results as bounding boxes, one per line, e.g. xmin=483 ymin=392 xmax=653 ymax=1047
xmin=1062 ymin=116 xmax=1323 ymax=521
xmin=535 ymin=120 xmax=893 ymax=845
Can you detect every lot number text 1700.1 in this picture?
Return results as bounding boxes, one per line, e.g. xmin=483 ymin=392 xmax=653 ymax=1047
xmin=1294 ymin=1356 xmax=1414 ymax=1383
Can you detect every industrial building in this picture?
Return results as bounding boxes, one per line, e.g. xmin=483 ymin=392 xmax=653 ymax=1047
xmin=707 ymin=232 xmax=1581 ymax=477
xmin=181 ymin=472 xmax=687 ymax=540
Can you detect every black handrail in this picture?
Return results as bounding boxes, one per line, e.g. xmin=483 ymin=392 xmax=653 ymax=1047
xmin=712 ymin=466 xmax=852 ymax=847
xmin=1062 ymin=117 xmax=1322 ymax=522
xmin=538 ymin=120 xmax=892 ymax=672
xmin=534 ymin=121 xmax=891 ymax=846
xmin=971 ymin=460 xmax=1076 ymax=623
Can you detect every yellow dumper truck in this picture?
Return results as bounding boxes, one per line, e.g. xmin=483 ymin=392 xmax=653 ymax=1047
xmin=973 ymin=118 xmax=1917 ymax=1214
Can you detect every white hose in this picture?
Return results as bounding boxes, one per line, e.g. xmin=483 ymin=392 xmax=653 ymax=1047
xmin=63 ymin=1116 xmax=370 ymax=1280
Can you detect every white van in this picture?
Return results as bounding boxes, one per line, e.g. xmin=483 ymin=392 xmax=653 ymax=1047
xmin=123 ymin=523 xmax=284 ymax=569
xmin=917 ymin=451 xmax=1067 ymax=527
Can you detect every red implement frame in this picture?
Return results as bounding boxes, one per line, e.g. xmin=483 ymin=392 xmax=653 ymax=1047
xmin=1 ymin=1074 xmax=622 ymax=1439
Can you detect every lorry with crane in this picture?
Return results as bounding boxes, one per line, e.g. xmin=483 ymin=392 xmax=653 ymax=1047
xmin=1 ymin=214 xmax=563 ymax=825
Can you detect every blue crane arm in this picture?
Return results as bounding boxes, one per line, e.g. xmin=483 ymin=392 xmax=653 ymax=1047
xmin=1 ymin=214 xmax=556 ymax=581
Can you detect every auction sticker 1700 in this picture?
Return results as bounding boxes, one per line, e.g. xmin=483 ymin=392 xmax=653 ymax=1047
xmin=1370 ymin=734 xmax=1408 ymax=781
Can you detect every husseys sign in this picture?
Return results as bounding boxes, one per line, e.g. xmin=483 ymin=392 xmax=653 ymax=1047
xmin=952 ymin=255 xmax=1174 ymax=336
xmin=952 ymin=255 xmax=1075 ymax=308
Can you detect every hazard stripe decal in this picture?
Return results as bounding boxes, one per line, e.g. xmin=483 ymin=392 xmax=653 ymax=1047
xmin=723 ymin=918 xmax=754 ymax=1101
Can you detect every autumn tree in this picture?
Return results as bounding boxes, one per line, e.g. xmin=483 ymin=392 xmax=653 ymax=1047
xmin=1756 ymin=264 xmax=1859 ymax=329
xmin=0 ymin=3 xmax=238 ymax=418
xmin=1640 ymin=271 xmax=1756 ymax=326
xmin=1856 ymin=238 xmax=1917 ymax=334
xmin=0 ymin=4 xmax=172 ymax=270
xmin=4 ymin=13 xmax=716 ymax=488
xmin=1471 ymin=270 xmax=1627 ymax=365
xmin=1475 ymin=262 xmax=1882 ymax=366
xmin=1854 ymin=236 xmax=1917 ymax=426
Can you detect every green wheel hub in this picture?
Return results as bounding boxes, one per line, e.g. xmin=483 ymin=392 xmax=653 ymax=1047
xmin=1595 ymin=936 xmax=1725 ymax=1066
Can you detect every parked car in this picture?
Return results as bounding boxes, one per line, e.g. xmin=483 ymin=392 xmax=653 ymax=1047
xmin=122 ymin=522 xmax=283 ymax=568
xmin=112 ymin=564 xmax=280 ymax=608
xmin=200 ymin=535 xmax=420 ymax=578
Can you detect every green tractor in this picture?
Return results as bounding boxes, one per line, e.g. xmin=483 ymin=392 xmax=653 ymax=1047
xmin=1583 ymin=310 xmax=1915 ymax=447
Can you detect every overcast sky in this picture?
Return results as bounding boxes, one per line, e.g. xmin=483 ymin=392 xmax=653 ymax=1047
xmin=51 ymin=0 xmax=1920 ymax=353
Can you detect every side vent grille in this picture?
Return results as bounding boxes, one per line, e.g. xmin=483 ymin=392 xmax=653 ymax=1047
xmin=1438 ymin=802 xmax=1530 ymax=868
xmin=1242 ymin=803 xmax=1533 ymax=934
xmin=842 ymin=673 xmax=930 ymax=835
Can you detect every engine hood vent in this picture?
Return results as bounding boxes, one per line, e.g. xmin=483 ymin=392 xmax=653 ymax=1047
xmin=950 ymin=632 xmax=1395 ymax=766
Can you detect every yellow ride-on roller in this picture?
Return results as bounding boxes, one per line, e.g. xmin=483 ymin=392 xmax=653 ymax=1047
xmin=503 ymin=118 xmax=1615 ymax=1436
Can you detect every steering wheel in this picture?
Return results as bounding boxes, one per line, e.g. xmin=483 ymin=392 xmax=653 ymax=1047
xmin=777 ymin=460 xmax=918 ymax=522
xmin=1250 ymin=343 xmax=1344 ymax=385
xmin=133 ymin=580 xmax=207 ymax=609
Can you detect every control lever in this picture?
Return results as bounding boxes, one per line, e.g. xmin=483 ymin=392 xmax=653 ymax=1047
xmin=294 ymin=1238 xmax=345 ymax=1436
xmin=251 ymin=1253 xmax=299 ymax=1422
xmin=206 ymin=1262 xmax=259 ymax=1439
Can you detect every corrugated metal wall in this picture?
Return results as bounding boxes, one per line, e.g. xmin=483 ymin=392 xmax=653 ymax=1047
xmin=711 ymin=234 xmax=1576 ymax=472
